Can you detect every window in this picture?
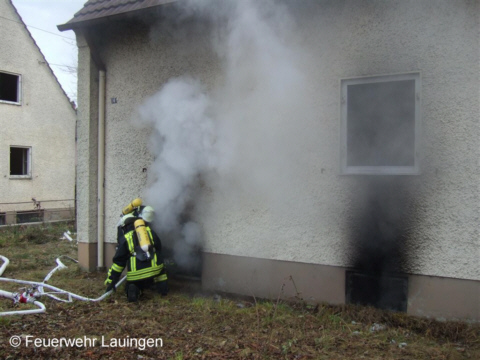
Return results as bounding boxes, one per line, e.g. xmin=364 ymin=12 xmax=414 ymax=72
xmin=16 ymin=210 xmax=44 ymax=224
xmin=340 ymin=73 xmax=421 ymax=175
xmin=10 ymin=146 xmax=31 ymax=178
xmin=0 ymin=71 xmax=21 ymax=104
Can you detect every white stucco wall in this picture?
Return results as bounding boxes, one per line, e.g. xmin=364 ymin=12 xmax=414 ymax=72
xmin=74 ymin=33 xmax=99 ymax=247
xmin=77 ymin=0 xmax=478 ymax=281
xmin=0 ymin=0 xmax=76 ymax=214
xmin=204 ymin=0 xmax=479 ymax=281
xmin=198 ymin=0 xmax=479 ymax=281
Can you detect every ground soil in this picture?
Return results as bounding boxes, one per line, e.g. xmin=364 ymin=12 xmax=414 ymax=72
xmin=0 ymin=223 xmax=478 ymax=359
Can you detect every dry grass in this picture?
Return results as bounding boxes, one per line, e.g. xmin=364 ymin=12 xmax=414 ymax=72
xmin=0 ymin=223 xmax=478 ymax=359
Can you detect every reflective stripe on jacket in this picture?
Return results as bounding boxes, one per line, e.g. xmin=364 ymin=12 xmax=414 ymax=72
xmin=124 ymin=228 xmax=164 ymax=282
xmin=106 ymin=224 xmax=167 ymax=284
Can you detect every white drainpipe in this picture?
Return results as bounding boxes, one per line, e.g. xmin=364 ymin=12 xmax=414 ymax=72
xmin=97 ymin=70 xmax=106 ymax=269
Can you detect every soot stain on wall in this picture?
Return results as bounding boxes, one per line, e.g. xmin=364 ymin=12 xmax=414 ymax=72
xmin=346 ymin=177 xmax=417 ymax=311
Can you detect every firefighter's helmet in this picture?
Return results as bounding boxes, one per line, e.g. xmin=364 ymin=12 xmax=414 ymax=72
xmin=139 ymin=206 xmax=155 ymax=223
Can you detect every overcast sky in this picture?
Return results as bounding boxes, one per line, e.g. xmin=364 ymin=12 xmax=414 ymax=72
xmin=11 ymin=0 xmax=86 ymax=104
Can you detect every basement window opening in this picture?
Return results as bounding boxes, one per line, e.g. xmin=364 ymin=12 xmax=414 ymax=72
xmin=16 ymin=210 xmax=44 ymax=224
xmin=340 ymin=73 xmax=421 ymax=175
xmin=10 ymin=146 xmax=31 ymax=178
xmin=0 ymin=71 xmax=21 ymax=104
xmin=345 ymin=271 xmax=408 ymax=312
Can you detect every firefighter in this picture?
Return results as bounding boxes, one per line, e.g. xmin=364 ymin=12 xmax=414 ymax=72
xmin=105 ymin=202 xmax=168 ymax=302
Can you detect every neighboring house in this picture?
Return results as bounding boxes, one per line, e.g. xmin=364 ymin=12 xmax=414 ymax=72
xmin=59 ymin=0 xmax=479 ymax=321
xmin=0 ymin=0 xmax=76 ymax=225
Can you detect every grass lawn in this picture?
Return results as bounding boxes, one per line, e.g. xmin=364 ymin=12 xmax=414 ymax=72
xmin=0 ymin=223 xmax=478 ymax=359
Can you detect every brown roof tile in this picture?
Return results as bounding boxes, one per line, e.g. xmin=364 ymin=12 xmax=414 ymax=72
xmin=58 ymin=0 xmax=176 ymax=31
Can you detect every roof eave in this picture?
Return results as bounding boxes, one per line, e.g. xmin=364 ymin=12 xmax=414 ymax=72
xmin=57 ymin=0 xmax=177 ymax=32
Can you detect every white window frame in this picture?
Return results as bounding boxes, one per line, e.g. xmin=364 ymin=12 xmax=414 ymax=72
xmin=9 ymin=146 xmax=32 ymax=179
xmin=340 ymin=72 xmax=421 ymax=175
xmin=0 ymin=71 xmax=22 ymax=105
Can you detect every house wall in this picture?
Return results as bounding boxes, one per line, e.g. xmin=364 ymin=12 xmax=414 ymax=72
xmin=0 ymin=0 xmax=76 ymax=217
xmin=201 ymin=0 xmax=478 ymax=281
xmin=74 ymin=33 xmax=100 ymax=269
xmin=199 ymin=0 xmax=479 ymax=282
xmin=75 ymin=0 xmax=479 ymax=320
xmin=75 ymin=18 xmax=223 ymax=266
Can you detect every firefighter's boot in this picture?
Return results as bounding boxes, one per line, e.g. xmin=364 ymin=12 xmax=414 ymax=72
xmin=127 ymin=283 xmax=140 ymax=302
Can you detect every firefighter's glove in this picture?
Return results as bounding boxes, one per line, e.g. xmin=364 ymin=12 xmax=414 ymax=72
xmin=105 ymin=281 xmax=116 ymax=293
xmin=105 ymin=267 xmax=122 ymax=293
xmin=104 ymin=274 xmax=118 ymax=293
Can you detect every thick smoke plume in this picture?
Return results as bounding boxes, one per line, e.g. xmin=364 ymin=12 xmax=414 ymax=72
xmin=135 ymin=0 xmax=308 ymax=273
xmin=136 ymin=77 xmax=217 ymax=272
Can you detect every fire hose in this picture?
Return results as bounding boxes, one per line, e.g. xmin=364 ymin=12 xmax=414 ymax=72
xmin=0 ymin=255 xmax=125 ymax=316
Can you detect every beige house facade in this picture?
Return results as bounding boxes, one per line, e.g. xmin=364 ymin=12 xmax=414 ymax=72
xmin=60 ymin=0 xmax=479 ymax=321
xmin=0 ymin=0 xmax=76 ymax=224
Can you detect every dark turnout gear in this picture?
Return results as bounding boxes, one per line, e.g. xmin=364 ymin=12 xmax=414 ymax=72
xmin=105 ymin=220 xmax=168 ymax=300
xmin=127 ymin=283 xmax=141 ymax=302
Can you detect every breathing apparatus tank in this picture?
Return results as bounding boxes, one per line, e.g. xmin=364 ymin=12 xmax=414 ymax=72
xmin=134 ymin=219 xmax=151 ymax=258
xmin=122 ymin=198 xmax=142 ymax=215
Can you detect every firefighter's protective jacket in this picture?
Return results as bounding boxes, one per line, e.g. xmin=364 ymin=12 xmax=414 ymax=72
xmin=105 ymin=222 xmax=167 ymax=286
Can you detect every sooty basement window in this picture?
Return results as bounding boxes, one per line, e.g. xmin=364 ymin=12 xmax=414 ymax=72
xmin=340 ymin=73 xmax=421 ymax=175
xmin=0 ymin=71 xmax=22 ymax=104
xmin=10 ymin=146 xmax=31 ymax=178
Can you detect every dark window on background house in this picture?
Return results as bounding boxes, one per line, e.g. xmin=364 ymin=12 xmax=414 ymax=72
xmin=16 ymin=210 xmax=44 ymax=223
xmin=340 ymin=73 xmax=421 ymax=175
xmin=10 ymin=146 xmax=31 ymax=177
xmin=0 ymin=71 xmax=21 ymax=103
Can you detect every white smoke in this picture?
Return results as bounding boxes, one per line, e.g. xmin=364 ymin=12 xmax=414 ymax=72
xmin=135 ymin=77 xmax=216 ymax=269
xmin=135 ymin=0 xmax=308 ymax=270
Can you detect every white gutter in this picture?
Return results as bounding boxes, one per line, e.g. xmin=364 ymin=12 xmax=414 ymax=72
xmin=97 ymin=70 xmax=106 ymax=269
